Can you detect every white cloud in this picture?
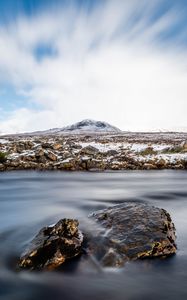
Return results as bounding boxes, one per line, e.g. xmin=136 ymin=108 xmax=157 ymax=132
xmin=0 ymin=0 xmax=187 ymax=133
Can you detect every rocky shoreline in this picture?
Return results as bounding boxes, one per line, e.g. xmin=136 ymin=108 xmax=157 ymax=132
xmin=0 ymin=132 xmax=187 ymax=171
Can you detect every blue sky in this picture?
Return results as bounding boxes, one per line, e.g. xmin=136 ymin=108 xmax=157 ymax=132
xmin=0 ymin=0 xmax=187 ymax=133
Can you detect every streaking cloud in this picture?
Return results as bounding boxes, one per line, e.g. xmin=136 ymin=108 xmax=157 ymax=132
xmin=0 ymin=0 xmax=187 ymax=133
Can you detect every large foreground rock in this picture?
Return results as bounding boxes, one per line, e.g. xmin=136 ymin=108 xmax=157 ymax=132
xmin=87 ymin=203 xmax=177 ymax=267
xmin=19 ymin=219 xmax=83 ymax=270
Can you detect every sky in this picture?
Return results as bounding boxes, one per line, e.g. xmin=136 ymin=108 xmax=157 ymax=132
xmin=0 ymin=0 xmax=187 ymax=133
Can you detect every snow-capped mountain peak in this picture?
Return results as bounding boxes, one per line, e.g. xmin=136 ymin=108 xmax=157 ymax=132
xmin=61 ymin=119 xmax=121 ymax=133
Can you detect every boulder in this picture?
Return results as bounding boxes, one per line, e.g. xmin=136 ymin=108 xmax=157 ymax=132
xmin=0 ymin=163 xmax=5 ymax=171
xmin=52 ymin=143 xmax=62 ymax=150
xmin=19 ymin=219 xmax=83 ymax=270
xmin=80 ymin=145 xmax=99 ymax=155
xmin=156 ymin=158 xmax=166 ymax=168
xmin=35 ymin=148 xmax=45 ymax=157
xmin=181 ymin=141 xmax=187 ymax=151
xmin=9 ymin=160 xmax=21 ymax=167
xmin=106 ymin=149 xmax=118 ymax=156
xmin=58 ymin=158 xmax=76 ymax=170
xmin=45 ymin=151 xmax=57 ymax=161
xmin=41 ymin=142 xmax=52 ymax=149
xmin=27 ymin=141 xmax=34 ymax=148
xmin=143 ymin=163 xmax=158 ymax=170
xmin=16 ymin=142 xmax=25 ymax=153
xmin=37 ymin=155 xmax=47 ymax=164
xmin=87 ymin=203 xmax=177 ymax=267
xmin=86 ymin=158 xmax=106 ymax=170
xmin=61 ymin=151 xmax=73 ymax=159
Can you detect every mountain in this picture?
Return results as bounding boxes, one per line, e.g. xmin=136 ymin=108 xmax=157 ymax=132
xmin=26 ymin=119 xmax=121 ymax=135
xmin=61 ymin=119 xmax=121 ymax=133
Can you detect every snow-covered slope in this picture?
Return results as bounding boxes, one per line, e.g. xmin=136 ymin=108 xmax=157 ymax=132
xmin=61 ymin=119 xmax=121 ymax=133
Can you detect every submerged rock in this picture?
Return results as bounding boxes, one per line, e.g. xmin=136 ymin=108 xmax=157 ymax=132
xmin=19 ymin=219 xmax=83 ymax=270
xmin=87 ymin=203 xmax=177 ymax=267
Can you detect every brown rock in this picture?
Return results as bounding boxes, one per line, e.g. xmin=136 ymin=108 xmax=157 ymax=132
xmin=19 ymin=219 xmax=83 ymax=270
xmin=181 ymin=141 xmax=187 ymax=151
xmin=42 ymin=142 xmax=52 ymax=149
xmin=156 ymin=158 xmax=166 ymax=168
xmin=58 ymin=158 xmax=76 ymax=170
xmin=0 ymin=163 xmax=5 ymax=171
xmin=35 ymin=148 xmax=45 ymax=157
xmin=45 ymin=151 xmax=57 ymax=161
xmin=143 ymin=163 xmax=158 ymax=170
xmin=6 ymin=160 xmax=15 ymax=167
xmin=52 ymin=143 xmax=62 ymax=150
xmin=37 ymin=156 xmax=47 ymax=164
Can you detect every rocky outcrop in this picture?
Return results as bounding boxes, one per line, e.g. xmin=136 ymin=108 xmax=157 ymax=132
xmin=87 ymin=203 xmax=177 ymax=267
xmin=19 ymin=219 xmax=83 ymax=270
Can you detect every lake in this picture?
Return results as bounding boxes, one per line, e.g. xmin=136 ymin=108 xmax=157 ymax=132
xmin=0 ymin=170 xmax=187 ymax=300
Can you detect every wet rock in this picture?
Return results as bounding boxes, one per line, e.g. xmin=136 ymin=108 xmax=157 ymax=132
xmin=56 ymin=158 xmax=73 ymax=169
xmin=156 ymin=158 xmax=166 ymax=168
xmin=8 ymin=160 xmax=21 ymax=167
xmin=88 ymin=203 xmax=177 ymax=267
xmin=19 ymin=219 xmax=83 ymax=270
xmin=181 ymin=159 xmax=187 ymax=169
xmin=143 ymin=163 xmax=158 ymax=170
xmin=78 ymin=157 xmax=91 ymax=170
xmin=86 ymin=158 xmax=106 ymax=170
xmin=0 ymin=163 xmax=5 ymax=171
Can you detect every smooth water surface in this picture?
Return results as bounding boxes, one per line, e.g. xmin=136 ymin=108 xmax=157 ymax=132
xmin=0 ymin=170 xmax=187 ymax=300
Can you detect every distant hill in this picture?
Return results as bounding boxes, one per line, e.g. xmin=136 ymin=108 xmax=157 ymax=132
xmin=61 ymin=119 xmax=121 ymax=133
xmin=28 ymin=119 xmax=121 ymax=135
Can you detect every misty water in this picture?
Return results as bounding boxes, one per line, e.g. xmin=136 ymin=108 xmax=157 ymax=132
xmin=0 ymin=170 xmax=187 ymax=300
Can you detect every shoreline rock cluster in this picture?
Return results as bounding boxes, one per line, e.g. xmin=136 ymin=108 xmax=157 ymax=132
xmin=0 ymin=133 xmax=187 ymax=171
xmin=18 ymin=203 xmax=177 ymax=270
